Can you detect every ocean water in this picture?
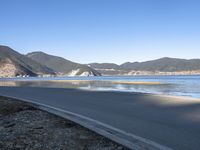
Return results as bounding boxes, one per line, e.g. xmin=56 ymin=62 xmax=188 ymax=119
xmin=0 ymin=75 xmax=200 ymax=99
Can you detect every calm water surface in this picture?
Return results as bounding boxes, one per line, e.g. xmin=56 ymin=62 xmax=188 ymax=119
xmin=0 ymin=75 xmax=200 ymax=98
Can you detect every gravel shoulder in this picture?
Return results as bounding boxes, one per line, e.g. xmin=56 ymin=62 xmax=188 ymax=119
xmin=0 ymin=96 xmax=128 ymax=150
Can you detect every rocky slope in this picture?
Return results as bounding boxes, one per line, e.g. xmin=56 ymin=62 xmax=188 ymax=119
xmin=27 ymin=52 xmax=101 ymax=76
xmin=0 ymin=46 xmax=55 ymax=77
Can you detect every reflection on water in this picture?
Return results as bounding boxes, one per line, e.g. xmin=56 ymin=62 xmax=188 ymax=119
xmin=0 ymin=81 xmax=17 ymax=87
xmin=0 ymin=75 xmax=200 ymax=98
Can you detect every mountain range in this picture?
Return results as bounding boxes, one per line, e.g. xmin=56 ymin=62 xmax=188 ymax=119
xmin=0 ymin=45 xmax=200 ymax=77
xmin=88 ymin=58 xmax=200 ymax=75
xmin=26 ymin=52 xmax=101 ymax=76
xmin=0 ymin=45 xmax=101 ymax=77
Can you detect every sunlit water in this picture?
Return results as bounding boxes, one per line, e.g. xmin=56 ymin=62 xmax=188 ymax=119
xmin=0 ymin=75 xmax=200 ymax=98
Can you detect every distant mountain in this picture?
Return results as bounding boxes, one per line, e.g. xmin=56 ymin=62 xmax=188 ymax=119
xmin=0 ymin=45 xmax=55 ymax=77
xmin=87 ymin=57 xmax=200 ymax=75
xmin=87 ymin=63 xmax=127 ymax=75
xmin=27 ymin=52 xmax=101 ymax=76
xmin=121 ymin=57 xmax=200 ymax=72
xmin=88 ymin=63 xmax=122 ymax=70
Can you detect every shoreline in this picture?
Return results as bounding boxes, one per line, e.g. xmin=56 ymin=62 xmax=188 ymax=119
xmin=1 ymin=75 xmax=200 ymax=99
xmin=1 ymin=83 xmax=200 ymax=100
xmin=0 ymin=74 xmax=200 ymax=79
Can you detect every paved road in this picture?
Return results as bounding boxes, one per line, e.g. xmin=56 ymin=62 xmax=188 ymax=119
xmin=0 ymin=87 xmax=200 ymax=150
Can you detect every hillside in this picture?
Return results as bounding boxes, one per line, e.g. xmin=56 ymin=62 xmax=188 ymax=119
xmin=87 ymin=63 xmax=127 ymax=76
xmin=27 ymin=52 xmax=101 ymax=76
xmin=121 ymin=57 xmax=200 ymax=72
xmin=0 ymin=46 xmax=55 ymax=77
xmin=88 ymin=63 xmax=122 ymax=70
xmin=88 ymin=57 xmax=200 ymax=75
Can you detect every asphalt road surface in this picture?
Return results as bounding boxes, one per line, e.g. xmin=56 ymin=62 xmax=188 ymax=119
xmin=0 ymin=87 xmax=200 ymax=150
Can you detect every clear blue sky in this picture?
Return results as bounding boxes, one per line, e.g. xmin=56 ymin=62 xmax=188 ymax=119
xmin=1 ymin=0 xmax=200 ymax=64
